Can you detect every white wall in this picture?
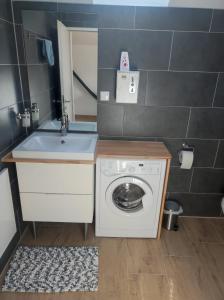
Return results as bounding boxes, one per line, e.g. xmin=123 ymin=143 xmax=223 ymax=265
xmin=72 ymin=31 xmax=97 ymax=117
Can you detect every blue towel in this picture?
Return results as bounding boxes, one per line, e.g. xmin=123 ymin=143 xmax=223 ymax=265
xmin=42 ymin=39 xmax=54 ymax=66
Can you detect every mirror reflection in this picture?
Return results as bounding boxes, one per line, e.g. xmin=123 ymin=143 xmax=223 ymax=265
xmin=13 ymin=2 xmax=98 ymax=133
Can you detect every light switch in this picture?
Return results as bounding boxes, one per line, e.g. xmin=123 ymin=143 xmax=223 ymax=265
xmin=100 ymin=91 xmax=110 ymax=101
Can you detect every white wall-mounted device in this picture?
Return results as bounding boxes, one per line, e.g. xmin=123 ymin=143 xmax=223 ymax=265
xmin=116 ymin=70 xmax=140 ymax=104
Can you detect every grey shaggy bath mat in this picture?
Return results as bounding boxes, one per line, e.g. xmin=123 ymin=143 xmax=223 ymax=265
xmin=2 ymin=245 xmax=98 ymax=293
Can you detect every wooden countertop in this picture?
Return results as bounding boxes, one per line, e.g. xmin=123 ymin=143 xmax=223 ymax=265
xmin=1 ymin=152 xmax=95 ymax=165
xmin=96 ymin=140 xmax=172 ymax=160
xmin=2 ymin=140 xmax=171 ymax=165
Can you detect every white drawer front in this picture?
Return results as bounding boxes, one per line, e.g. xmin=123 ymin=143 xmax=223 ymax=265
xmin=16 ymin=163 xmax=94 ymax=194
xmin=20 ymin=193 xmax=94 ymax=223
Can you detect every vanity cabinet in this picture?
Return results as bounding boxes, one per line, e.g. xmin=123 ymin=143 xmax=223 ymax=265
xmin=16 ymin=163 xmax=94 ymax=223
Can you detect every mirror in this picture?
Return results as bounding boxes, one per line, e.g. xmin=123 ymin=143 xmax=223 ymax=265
xmin=12 ymin=1 xmax=98 ymax=132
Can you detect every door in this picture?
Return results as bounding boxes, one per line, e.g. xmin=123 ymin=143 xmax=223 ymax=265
xmin=106 ymin=176 xmax=153 ymax=216
xmin=57 ymin=20 xmax=73 ymax=120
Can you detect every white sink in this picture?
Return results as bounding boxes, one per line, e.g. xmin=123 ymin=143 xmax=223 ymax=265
xmin=12 ymin=132 xmax=98 ymax=160
xmin=39 ymin=119 xmax=97 ymax=132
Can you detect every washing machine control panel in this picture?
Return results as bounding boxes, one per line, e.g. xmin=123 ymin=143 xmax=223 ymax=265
xmin=101 ymin=159 xmax=161 ymax=176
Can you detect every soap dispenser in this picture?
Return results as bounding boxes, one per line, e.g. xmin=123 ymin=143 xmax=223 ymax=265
xmin=17 ymin=109 xmax=31 ymax=128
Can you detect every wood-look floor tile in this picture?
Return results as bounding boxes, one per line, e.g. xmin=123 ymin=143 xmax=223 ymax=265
xmin=195 ymin=243 xmax=224 ymax=300
xmin=182 ymin=218 xmax=223 ymax=243
xmin=160 ymin=223 xmax=196 ymax=257
xmin=1 ymin=219 xmax=224 ymax=300
xmin=126 ymin=238 xmax=165 ymax=275
xmin=128 ymin=273 xmax=169 ymax=300
xmin=212 ymin=218 xmax=224 ymax=242
xmin=164 ymin=255 xmax=219 ymax=300
xmin=97 ymin=238 xmax=128 ymax=299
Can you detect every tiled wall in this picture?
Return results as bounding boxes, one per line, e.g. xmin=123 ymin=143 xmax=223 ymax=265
xmin=13 ymin=2 xmax=224 ymax=217
xmin=96 ymin=7 xmax=224 ymax=217
xmin=0 ymin=0 xmax=26 ymax=272
xmin=13 ymin=7 xmax=57 ymax=124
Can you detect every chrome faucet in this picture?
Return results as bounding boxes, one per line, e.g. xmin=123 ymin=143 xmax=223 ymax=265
xmin=60 ymin=113 xmax=69 ymax=136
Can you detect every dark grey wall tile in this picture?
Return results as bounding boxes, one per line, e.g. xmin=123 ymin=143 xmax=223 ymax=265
xmin=22 ymin=10 xmax=56 ymax=38
xmin=135 ymin=7 xmax=211 ymax=31
xmin=15 ymin=24 xmax=26 ymax=65
xmin=31 ymin=89 xmax=53 ymax=121
xmin=19 ymin=65 xmax=30 ymax=102
xmin=58 ymin=12 xmax=98 ymax=28
xmin=10 ymin=103 xmax=26 ymax=143
xmin=123 ymin=106 xmax=189 ymax=138
xmin=27 ymin=64 xmax=53 ymax=98
xmin=0 ymin=107 xmax=13 ymax=153
xmin=210 ymin=10 xmax=224 ymax=32
xmin=24 ymin=31 xmax=46 ymax=65
xmin=98 ymin=29 xmax=134 ymax=69
xmin=168 ymin=193 xmax=222 ymax=216
xmin=58 ymin=3 xmax=95 ymax=13
xmin=167 ymin=167 xmax=192 ymax=192
xmin=213 ymin=73 xmax=224 ymax=107
xmin=14 ymin=1 xmax=57 ymax=13
xmin=0 ymin=19 xmax=17 ymax=64
xmin=98 ymin=69 xmax=147 ymax=105
xmin=0 ymin=0 xmax=12 ymax=22
xmin=98 ymin=104 xmax=124 ymax=136
xmin=214 ymin=141 xmax=224 ymax=168
xmin=98 ymin=69 xmax=116 ymax=102
xmin=158 ymin=138 xmax=218 ymax=167
xmin=98 ymin=5 xmax=135 ymax=29
xmin=170 ymin=32 xmax=224 ymax=72
xmin=0 ymin=66 xmax=22 ymax=109
xmin=98 ymin=29 xmax=172 ymax=69
xmin=147 ymin=71 xmax=217 ymax=107
xmin=134 ymin=30 xmax=172 ymax=70
xmin=187 ymin=108 xmax=224 ymax=139
xmin=191 ymin=168 xmax=224 ymax=193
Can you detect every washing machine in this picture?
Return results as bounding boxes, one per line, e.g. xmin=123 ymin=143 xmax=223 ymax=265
xmin=95 ymin=158 xmax=166 ymax=238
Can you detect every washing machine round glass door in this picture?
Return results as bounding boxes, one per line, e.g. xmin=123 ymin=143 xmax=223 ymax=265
xmin=106 ymin=176 xmax=153 ymax=216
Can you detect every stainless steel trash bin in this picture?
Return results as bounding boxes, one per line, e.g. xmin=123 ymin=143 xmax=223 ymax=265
xmin=163 ymin=200 xmax=183 ymax=231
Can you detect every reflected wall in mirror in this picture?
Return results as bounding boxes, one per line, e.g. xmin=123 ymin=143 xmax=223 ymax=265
xmin=72 ymin=30 xmax=98 ymax=122
xmin=12 ymin=1 xmax=98 ymax=132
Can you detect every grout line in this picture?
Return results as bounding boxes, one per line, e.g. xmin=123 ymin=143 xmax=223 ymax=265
xmin=169 ymin=192 xmax=224 ymax=195
xmin=0 ymin=100 xmax=24 ymax=111
xmin=11 ymin=0 xmax=24 ymax=106
xmin=168 ymin=31 xmax=174 ymax=71
xmin=99 ymin=102 xmax=224 ymax=110
xmin=211 ymin=72 xmax=220 ymax=107
xmin=0 ymin=16 xmax=14 ymax=25
xmin=99 ymin=135 xmax=224 ymax=141
xmin=98 ymin=67 xmax=221 ymax=74
xmin=185 ymin=107 xmax=192 ymax=138
xmin=188 ymin=168 xmax=194 ymax=192
xmin=209 ymin=9 xmax=214 ymax=32
xmin=171 ymin=166 xmax=224 ymax=170
xmin=213 ymin=140 xmax=221 ymax=168
xmin=98 ymin=27 xmax=224 ymax=34
xmin=145 ymin=71 xmax=149 ymax=105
